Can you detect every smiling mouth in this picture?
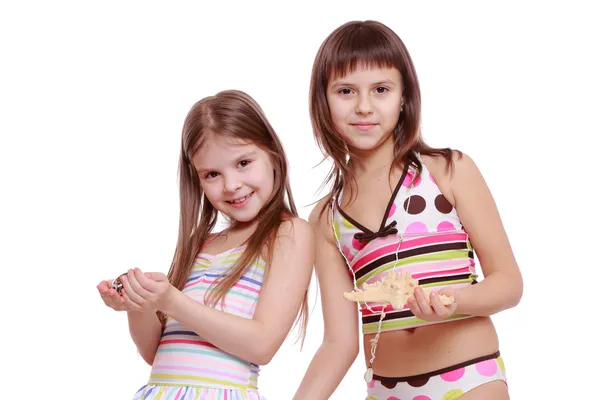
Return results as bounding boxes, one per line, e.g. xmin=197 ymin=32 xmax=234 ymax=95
xmin=351 ymin=123 xmax=378 ymax=131
xmin=227 ymin=192 xmax=253 ymax=204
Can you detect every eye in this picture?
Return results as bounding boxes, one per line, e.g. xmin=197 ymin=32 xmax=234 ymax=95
xmin=238 ymin=159 xmax=251 ymax=168
xmin=204 ymin=171 xmax=219 ymax=179
xmin=338 ymin=88 xmax=353 ymax=95
xmin=375 ymin=86 xmax=389 ymax=94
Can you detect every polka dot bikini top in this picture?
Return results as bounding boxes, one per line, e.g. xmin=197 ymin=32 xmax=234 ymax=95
xmin=332 ymin=155 xmax=478 ymax=333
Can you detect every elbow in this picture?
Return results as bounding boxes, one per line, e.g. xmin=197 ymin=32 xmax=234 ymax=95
xmin=250 ymin=332 xmax=281 ymax=365
xmin=503 ymin=270 xmax=523 ymax=310
xmin=252 ymin=343 xmax=278 ymax=366
xmin=142 ymin=354 xmax=154 ymax=366
xmin=346 ymin=339 xmax=360 ymax=363
xmin=140 ymin=349 xmax=157 ymax=366
xmin=511 ymin=276 xmax=524 ymax=308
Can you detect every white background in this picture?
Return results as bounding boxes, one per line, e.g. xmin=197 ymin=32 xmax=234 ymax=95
xmin=1 ymin=1 xmax=598 ymax=399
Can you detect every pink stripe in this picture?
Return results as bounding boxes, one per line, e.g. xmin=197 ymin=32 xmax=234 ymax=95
xmin=174 ymin=387 xmax=183 ymax=400
xmin=153 ymin=355 xmax=249 ymax=373
xmin=364 ymin=259 xmax=473 ymax=284
xmin=184 ymin=278 xmax=204 ymax=290
xmin=200 ymin=279 xmax=261 ymax=294
xmin=182 ymin=290 xmax=257 ymax=310
xmin=395 ymin=258 xmax=474 ymax=274
xmin=352 ymin=232 xmax=469 ymax=271
xmin=411 ymin=266 xmax=472 ymax=280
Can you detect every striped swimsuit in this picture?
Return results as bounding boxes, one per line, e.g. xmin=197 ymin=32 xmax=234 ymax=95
xmin=332 ymin=158 xmax=478 ymax=334
xmin=134 ymin=245 xmax=266 ymax=400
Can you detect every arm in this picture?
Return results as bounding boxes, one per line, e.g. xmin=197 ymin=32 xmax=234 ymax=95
xmin=97 ymin=279 xmax=162 ymax=366
xmin=293 ymin=200 xmax=360 ymax=400
xmin=449 ymin=152 xmax=524 ymax=316
xmin=161 ymin=218 xmax=315 ymax=365
xmin=127 ymin=310 xmax=163 ymax=365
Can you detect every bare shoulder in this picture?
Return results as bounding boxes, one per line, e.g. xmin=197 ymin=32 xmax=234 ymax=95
xmin=275 ymin=217 xmax=315 ymax=251
xmin=447 ymin=152 xmax=491 ymax=210
xmin=278 ymin=217 xmax=313 ymax=239
xmin=308 ymin=196 xmax=335 ymax=243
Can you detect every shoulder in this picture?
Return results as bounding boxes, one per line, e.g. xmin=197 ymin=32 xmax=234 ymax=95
xmin=276 ymin=217 xmax=315 ymax=249
xmin=278 ymin=216 xmax=313 ymax=237
xmin=448 ymin=152 xmax=490 ymax=208
xmin=308 ymin=196 xmax=335 ymax=240
xmin=419 ymin=150 xmax=465 ymax=175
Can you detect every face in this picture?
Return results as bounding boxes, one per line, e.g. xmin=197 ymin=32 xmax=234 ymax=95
xmin=192 ymin=134 xmax=275 ymax=223
xmin=326 ymin=66 xmax=403 ymax=153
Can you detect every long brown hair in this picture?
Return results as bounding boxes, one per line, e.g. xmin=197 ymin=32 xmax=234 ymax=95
xmin=309 ymin=20 xmax=458 ymax=206
xmin=159 ymin=90 xmax=308 ymax=344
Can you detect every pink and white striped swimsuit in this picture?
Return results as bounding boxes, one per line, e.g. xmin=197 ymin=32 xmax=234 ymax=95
xmin=332 ymin=156 xmax=478 ymax=334
xmin=134 ymin=245 xmax=266 ymax=400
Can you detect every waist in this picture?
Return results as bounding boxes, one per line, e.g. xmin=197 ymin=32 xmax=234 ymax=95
xmin=365 ymin=316 xmax=499 ymax=376
xmin=150 ymin=331 xmax=259 ymax=390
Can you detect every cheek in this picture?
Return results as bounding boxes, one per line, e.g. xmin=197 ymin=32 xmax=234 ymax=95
xmin=330 ymin=111 xmax=351 ymax=138
xmin=256 ymin=164 xmax=275 ymax=194
xmin=328 ymin=98 xmax=348 ymax=124
xmin=201 ymin=184 xmax=221 ymax=202
xmin=381 ymin=95 xmax=403 ymax=117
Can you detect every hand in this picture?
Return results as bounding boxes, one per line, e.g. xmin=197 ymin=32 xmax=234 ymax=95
xmin=119 ymin=268 xmax=175 ymax=312
xmin=408 ymin=286 xmax=458 ymax=321
xmin=97 ymin=279 xmax=139 ymax=312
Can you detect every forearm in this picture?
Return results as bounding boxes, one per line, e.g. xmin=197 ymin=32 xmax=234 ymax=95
xmin=457 ymin=271 xmax=523 ymax=317
xmin=162 ymin=290 xmax=270 ymax=365
xmin=294 ymin=341 xmax=358 ymax=400
xmin=127 ymin=310 xmax=163 ymax=365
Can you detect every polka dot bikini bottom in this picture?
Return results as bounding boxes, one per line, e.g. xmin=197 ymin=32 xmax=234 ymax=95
xmin=366 ymin=351 xmax=507 ymax=400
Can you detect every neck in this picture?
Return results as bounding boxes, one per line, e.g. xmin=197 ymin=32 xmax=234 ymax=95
xmin=350 ymin=134 xmax=396 ymax=175
xmin=230 ymin=217 xmax=260 ymax=234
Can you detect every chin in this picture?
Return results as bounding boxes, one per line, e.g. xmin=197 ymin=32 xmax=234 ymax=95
xmin=348 ymin=138 xmax=385 ymax=151
xmin=227 ymin=205 xmax=263 ymax=223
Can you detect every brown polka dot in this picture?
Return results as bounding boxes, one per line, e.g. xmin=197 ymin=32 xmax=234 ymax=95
xmin=404 ymin=195 xmax=426 ymax=214
xmin=381 ymin=380 xmax=398 ymax=389
xmin=435 ymin=194 xmax=453 ymax=214
xmin=407 ymin=377 xmax=430 ymax=387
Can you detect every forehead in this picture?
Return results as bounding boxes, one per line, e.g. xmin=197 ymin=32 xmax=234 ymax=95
xmin=328 ymin=65 xmax=401 ymax=86
xmin=192 ymin=135 xmax=260 ymax=169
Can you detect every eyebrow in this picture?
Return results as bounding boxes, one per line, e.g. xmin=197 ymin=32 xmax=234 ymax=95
xmin=234 ymin=151 xmax=257 ymax=162
xmin=331 ymin=79 xmax=398 ymax=88
xmin=195 ymin=150 xmax=257 ymax=174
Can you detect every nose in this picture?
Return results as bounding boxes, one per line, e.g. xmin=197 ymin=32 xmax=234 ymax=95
xmin=223 ymin=173 xmax=242 ymax=193
xmin=355 ymin=92 xmax=373 ymax=115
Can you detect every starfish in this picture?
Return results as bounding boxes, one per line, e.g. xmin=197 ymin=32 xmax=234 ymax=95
xmin=343 ymin=270 xmax=454 ymax=309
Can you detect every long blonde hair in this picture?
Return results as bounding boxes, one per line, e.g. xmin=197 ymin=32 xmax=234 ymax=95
xmin=159 ymin=90 xmax=308 ymax=343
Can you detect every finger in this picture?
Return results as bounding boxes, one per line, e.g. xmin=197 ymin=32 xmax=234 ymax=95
xmin=121 ymin=275 xmax=146 ymax=307
xmin=407 ymin=296 xmax=423 ymax=318
xmin=97 ymin=280 xmax=112 ymax=294
xmin=430 ymin=292 xmax=450 ymax=317
xmin=414 ymin=287 xmax=433 ymax=316
xmin=127 ymin=269 xmax=153 ymax=297
xmin=99 ymin=292 xmax=125 ymax=311
xmin=145 ymin=272 xmax=168 ymax=282
xmin=448 ymin=302 xmax=458 ymax=314
xmin=121 ymin=287 xmax=143 ymax=311
xmin=133 ymin=268 xmax=158 ymax=292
